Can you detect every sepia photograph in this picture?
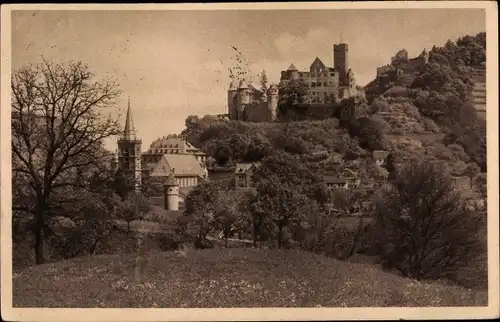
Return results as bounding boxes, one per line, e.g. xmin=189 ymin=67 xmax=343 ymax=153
xmin=1 ymin=2 xmax=498 ymax=321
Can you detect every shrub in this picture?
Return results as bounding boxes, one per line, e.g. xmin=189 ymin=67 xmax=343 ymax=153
xmin=372 ymin=161 xmax=483 ymax=281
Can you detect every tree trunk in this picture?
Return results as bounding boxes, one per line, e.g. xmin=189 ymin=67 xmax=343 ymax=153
xmin=252 ymin=223 xmax=258 ymax=248
xmin=277 ymin=226 xmax=283 ymax=249
xmin=345 ymin=217 xmax=364 ymax=259
xmin=34 ymin=225 xmax=44 ymax=264
xmin=225 ymin=235 xmax=228 ymax=248
xmin=33 ymin=203 xmax=46 ymax=265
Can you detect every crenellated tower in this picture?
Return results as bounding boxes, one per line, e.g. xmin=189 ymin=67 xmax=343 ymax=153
xmin=237 ymin=80 xmax=250 ymax=120
xmin=117 ymin=97 xmax=142 ymax=192
xmin=334 ymin=43 xmax=349 ymax=84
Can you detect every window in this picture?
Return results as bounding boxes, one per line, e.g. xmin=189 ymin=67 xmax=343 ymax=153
xmin=330 ymin=73 xmax=335 ymax=76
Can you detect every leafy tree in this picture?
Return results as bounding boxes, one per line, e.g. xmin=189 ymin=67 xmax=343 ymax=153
xmin=11 ymin=58 xmax=121 ymax=264
xmin=118 ymin=193 xmax=151 ymax=233
xmin=250 ymin=152 xmax=321 ymax=248
xmin=214 ymin=142 xmax=232 ymax=166
xmin=185 ymin=180 xmax=225 ymax=239
xmin=277 ymin=79 xmax=310 ymax=118
xmin=373 ymin=161 xmax=482 ymax=280
xmin=250 ymin=180 xmax=308 ymax=249
xmin=259 ymin=69 xmax=268 ymax=93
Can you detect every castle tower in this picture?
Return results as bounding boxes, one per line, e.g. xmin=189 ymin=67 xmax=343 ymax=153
xmin=227 ymin=80 xmax=238 ymax=120
xmin=286 ymin=63 xmax=300 ymax=80
xmin=117 ymin=97 xmax=142 ymax=192
xmin=267 ymin=84 xmax=279 ymax=121
xmin=334 ymin=43 xmax=349 ymax=84
xmin=163 ymin=169 xmax=179 ymax=211
xmin=421 ymin=48 xmax=429 ymax=65
xmin=237 ymin=80 xmax=250 ymax=120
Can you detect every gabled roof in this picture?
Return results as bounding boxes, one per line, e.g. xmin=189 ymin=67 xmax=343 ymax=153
xmin=310 ymin=57 xmax=326 ymax=70
xmin=343 ymin=168 xmax=358 ymax=178
xmin=248 ymin=83 xmax=264 ymax=93
xmin=287 ymin=63 xmax=298 ymax=71
xmin=150 ymin=154 xmax=204 ymax=178
xmin=235 ymin=162 xmax=261 ymax=174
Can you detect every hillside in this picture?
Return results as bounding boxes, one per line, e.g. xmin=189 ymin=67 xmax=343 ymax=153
xmin=13 ymin=249 xmax=487 ymax=308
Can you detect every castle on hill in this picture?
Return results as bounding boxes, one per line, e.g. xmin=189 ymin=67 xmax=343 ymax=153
xmin=375 ymin=48 xmax=430 ymax=89
xmin=279 ymin=42 xmax=361 ymax=103
xmin=226 ymin=80 xmax=279 ymax=122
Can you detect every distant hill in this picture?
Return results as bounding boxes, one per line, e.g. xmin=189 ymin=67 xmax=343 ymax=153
xmin=361 ymin=32 xmax=486 ymax=171
xmin=13 ymin=248 xmax=486 ymax=307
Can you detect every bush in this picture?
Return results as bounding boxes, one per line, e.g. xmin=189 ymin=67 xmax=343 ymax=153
xmin=372 ymin=161 xmax=484 ymax=281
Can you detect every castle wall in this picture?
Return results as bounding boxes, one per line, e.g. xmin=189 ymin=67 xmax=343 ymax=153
xmin=244 ymin=101 xmax=275 ymax=122
xmin=278 ymin=100 xmax=356 ymax=122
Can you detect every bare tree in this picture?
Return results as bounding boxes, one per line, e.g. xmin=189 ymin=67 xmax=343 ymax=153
xmin=373 ymin=161 xmax=483 ymax=280
xmin=11 ymin=58 xmax=121 ymax=264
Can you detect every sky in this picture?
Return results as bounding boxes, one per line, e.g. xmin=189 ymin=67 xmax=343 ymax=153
xmin=11 ymin=8 xmax=486 ymax=152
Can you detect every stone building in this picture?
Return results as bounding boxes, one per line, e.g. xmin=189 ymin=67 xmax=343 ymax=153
xmin=116 ymin=98 xmax=142 ymax=192
xmin=279 ymin=42 xmax=359 ymax=103
xmin=144 ymin=154 xmax=206 ymax=188
xmin=163 ymin=171 xmax=179 ymax=211
xmin=375 ymin=49 xmax=429 ymax=90
xmin=116 ymin=99 xmax=207 ymax=192
xmin=143 ymin=135 xmax=207 ymax=164
xmin=234 ymin=162 xmax=261 ymax=189
xmin=227 ymin=80 xmax=279 ymax=122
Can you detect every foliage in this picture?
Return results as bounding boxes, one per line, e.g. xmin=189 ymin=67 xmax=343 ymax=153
xmin=277 ymin=79 xmax=311 ymax=118
xmin=373 ymin=161 xmax=483 ymax=281
xmin=259 ymin=69 xmax=269 ymax=92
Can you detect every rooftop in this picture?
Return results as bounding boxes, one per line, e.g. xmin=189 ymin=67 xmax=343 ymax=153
xmin=235 ymin=162 xmax=261 ymax=174
xmin=150 ymin=154 xmax=205 ymax=178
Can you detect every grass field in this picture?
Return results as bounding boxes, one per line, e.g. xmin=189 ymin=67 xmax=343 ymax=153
xmin=13 ymin=248 xmax=487 ymax=308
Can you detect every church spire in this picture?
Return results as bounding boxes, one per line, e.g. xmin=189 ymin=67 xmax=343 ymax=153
xmin=123 ymin=96 xmax=136 ymax=140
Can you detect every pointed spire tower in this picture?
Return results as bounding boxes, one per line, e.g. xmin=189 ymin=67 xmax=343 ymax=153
xmin=123 ymin=97 xmax=137 ymax=140
xmin=117 ymin=96 xmax=142 ymax=192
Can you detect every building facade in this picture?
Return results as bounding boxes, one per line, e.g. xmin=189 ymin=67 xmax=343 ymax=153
xmin=279 ymin=42 xmax=359 ymax=103
xmin=227 ymin=80 xmax=279 ymax=122
xmin=143 ymin=135 xmax=207 ymax=164
xmin=234 ymin=162 xmax=261 ymax=189
xmin=116 ymin=99 xmax=207 ymax=192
